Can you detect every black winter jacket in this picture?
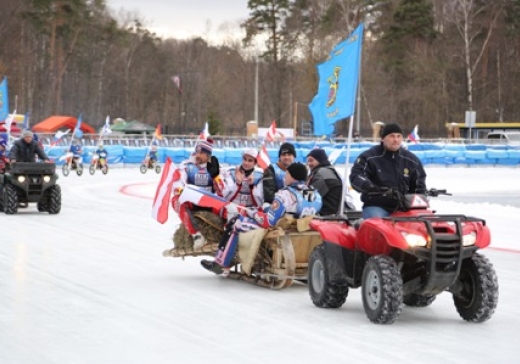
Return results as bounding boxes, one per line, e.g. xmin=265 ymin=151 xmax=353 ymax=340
xmin=9 ymin=139 xmax=49 ymax=163
xmin=307 ymin=164 xmax=343 ymax=215
xmin=349 ymin=144 xmax=426 ymax=213
xmin=262 ymin=162 xmax=287 ymax=204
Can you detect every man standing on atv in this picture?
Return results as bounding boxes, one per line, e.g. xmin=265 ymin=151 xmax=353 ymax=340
xmin=262 ymin=142 xmax=296 ymax=204
xmin=350 ymin=123 xmax=426 ymax=219
xmin=221 ymin=148 xmax=264 ymax=208
xmin=9 ymin=130 xmax=51 ymax=163
xmin=171 ymin=138 xmax=223 ymax=249
xmin=201 ymin=162 xmax=322 ymax=276
xmin=0 ymin=139 xmax=9 ymax=172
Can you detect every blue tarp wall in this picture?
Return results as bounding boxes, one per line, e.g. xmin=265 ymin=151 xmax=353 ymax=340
xmin=44 ymin=143 xmax=520 ymax=166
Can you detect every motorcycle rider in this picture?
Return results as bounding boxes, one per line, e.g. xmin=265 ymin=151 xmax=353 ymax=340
xmin=262 ymin=142 xmax=296 ymax=204
xmin=94 ymin=143 xmax=108 ymax=169
xmin=68 ymin=139 xmax=83 ymax=169
xmin=201 ymin=162 xmax=322 ymax=276
xmin=9 ymin=130 xmax=51 ymax=163
xmin=221 ymin=148 xmax=264 ymax=208
xmin=350 ymin=123 xmax=426 ymax=219
xmin=171 ymin=138 xmax=223 ymax=249
xmin=147 ymin=143 xmax=158 ymax=167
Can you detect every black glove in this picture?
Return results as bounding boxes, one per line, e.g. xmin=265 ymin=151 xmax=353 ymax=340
xmin=365 ymin=184 xmax=381 ymax=193
xmin=207 ymin=156 xmax=220 ymax=179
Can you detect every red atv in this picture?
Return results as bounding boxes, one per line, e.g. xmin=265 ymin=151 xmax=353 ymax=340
xmin=308 ymin=188 xmax=499 ymax=324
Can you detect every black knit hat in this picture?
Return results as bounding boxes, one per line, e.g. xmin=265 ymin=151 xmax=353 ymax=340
xmin=307 ymin=148 xmax=328 ymax=164
xmin=286 ymin=162 xmax=308 ymax=182
xmin=278 ymin=142 xmax=296 ymax=158
xmin=381 ymin=123 xmax=403 ymax=139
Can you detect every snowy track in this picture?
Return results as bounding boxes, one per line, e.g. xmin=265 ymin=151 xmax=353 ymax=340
xmin=1 ymin=168 xmax=519 ymax=364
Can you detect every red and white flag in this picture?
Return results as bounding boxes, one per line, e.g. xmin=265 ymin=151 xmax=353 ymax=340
xmin=265 ymin=120 xmax=277 ymax=141
xmin=152 ymin=157 xmax=180 ymax=224
xmin=257 ymin=144 xmax=271 ymax=170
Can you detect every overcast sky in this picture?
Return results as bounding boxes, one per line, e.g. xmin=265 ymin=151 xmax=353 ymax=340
xmin=107 ymin=0 xmax=250 ymax=42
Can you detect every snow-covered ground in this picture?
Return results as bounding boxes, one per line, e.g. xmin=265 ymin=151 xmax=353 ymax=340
xmin=1 ymin=167 xmax=519 ymax=364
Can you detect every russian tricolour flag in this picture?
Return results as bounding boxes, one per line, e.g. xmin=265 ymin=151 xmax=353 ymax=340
xmin=408 ymin=125 xmax=420 ymax=143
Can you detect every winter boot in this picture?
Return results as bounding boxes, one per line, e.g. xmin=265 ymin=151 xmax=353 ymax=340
xmin=200 ymin=259 xmax=224 ymax=275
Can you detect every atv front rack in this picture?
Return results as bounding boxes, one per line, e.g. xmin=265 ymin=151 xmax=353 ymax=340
xmin=10 ymin=162 xmax=56 ymax=175
xmin=387 ymin=214 xmax=486 ymax=294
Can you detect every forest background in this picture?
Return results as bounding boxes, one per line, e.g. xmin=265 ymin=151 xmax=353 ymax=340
xmin=1 ymin=0 xmax=519 ymax=138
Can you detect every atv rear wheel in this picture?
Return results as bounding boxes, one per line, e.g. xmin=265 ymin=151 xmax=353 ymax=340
xmin=452 ymin=253 xmax=498 ymax=323
xmin=3 ymin=184 xmax=19 ymax=214
xmin=140 ymin=164 xmax=147 ymax=174
xmin=362 ymin=255 xmax=403 ymax=324
xmin=47 ymin=185 xmax=62 ymax=214
xmin=308 ymin=244 xmax=349 ymax=308
xmin=403 ymin=294 xmax=437 ymax=307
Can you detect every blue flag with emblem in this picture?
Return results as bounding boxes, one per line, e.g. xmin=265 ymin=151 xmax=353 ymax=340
xmin=0 ymin=78 xmax=8 ymax=122
xmin=309 ymin=23 xmax=364 ymax=136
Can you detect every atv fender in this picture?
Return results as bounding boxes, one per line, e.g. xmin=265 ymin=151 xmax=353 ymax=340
xmin=310 ymin=220 xmax=356 ymax=249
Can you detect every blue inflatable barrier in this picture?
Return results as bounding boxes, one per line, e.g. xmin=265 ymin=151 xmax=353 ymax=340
xmin=38 ymin=142 xmax=520 ymax=166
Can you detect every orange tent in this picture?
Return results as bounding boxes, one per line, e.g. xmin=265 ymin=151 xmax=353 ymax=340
xmin=32 ymin=116 xmax=96 ymax=134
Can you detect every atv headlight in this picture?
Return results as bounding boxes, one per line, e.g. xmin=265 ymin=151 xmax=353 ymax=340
xmin=43 ymin=175 xmax=51 ymax=183
xmin=401 ymin=232 xmax=428 ymax=247
xmin=17 ymin=176 xmax=26 ymax=183
xmin=462 ymin=232 xmax=477 ymax=247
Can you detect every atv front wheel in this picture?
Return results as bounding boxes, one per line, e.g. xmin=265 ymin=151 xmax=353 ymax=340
xmin=47 ymin=185 xmax=62 ymax=214
xmin=140 ymin=164 xmax=147 ymax=174
xmin=3 ymin=184 xmax=19 ymax=214
xmin=62 ymin=164 xmax=70 ymax=176
xmin=37 ymin=203 xmax=47 ymax=212
xmin=308 ymin=244 xmax=349 ymax=308
xmin=452 ymin=253 xmax=498 ymax=323
xmin=403 ymin=294 xmax=437 ymax=307
xmin=361 ymin=255 xmax=403 ymax=324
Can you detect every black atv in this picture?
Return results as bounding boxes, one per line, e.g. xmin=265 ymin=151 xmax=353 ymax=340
xmin=0 ymin=162 xmax=62 ymax=214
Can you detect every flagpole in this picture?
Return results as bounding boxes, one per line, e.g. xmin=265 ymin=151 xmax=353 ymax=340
xmin=339 ymin=115 xmax=354 ymax=216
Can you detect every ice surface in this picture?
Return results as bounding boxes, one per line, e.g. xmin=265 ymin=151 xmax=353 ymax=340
xmin=1 ymin=167 xmax=519 ymax=364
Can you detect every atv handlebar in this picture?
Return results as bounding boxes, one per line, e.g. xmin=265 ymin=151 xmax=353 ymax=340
xmin=426 ymin=188 xmax=451 ymax=197
xmin=367 ymin=187 xmax=451 ymax=198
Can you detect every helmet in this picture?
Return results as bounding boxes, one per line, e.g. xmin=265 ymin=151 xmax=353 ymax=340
xmin=242 ymin=148 xmax=258 ymax=160
xmin=98 ymin=143 xmax=104 ymax=149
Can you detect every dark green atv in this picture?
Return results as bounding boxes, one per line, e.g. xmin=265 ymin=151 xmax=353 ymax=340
xmin=0 ymin=162 xmax=61 ymax=215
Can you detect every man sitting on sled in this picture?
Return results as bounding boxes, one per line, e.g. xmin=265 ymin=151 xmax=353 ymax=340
xmin=221 ymin=148 xmax=264 ymax=208
xmin=201 ymin=162 xmax=322 ymax=276
xmin=171 ymin=138 xmax=223 ymax=249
